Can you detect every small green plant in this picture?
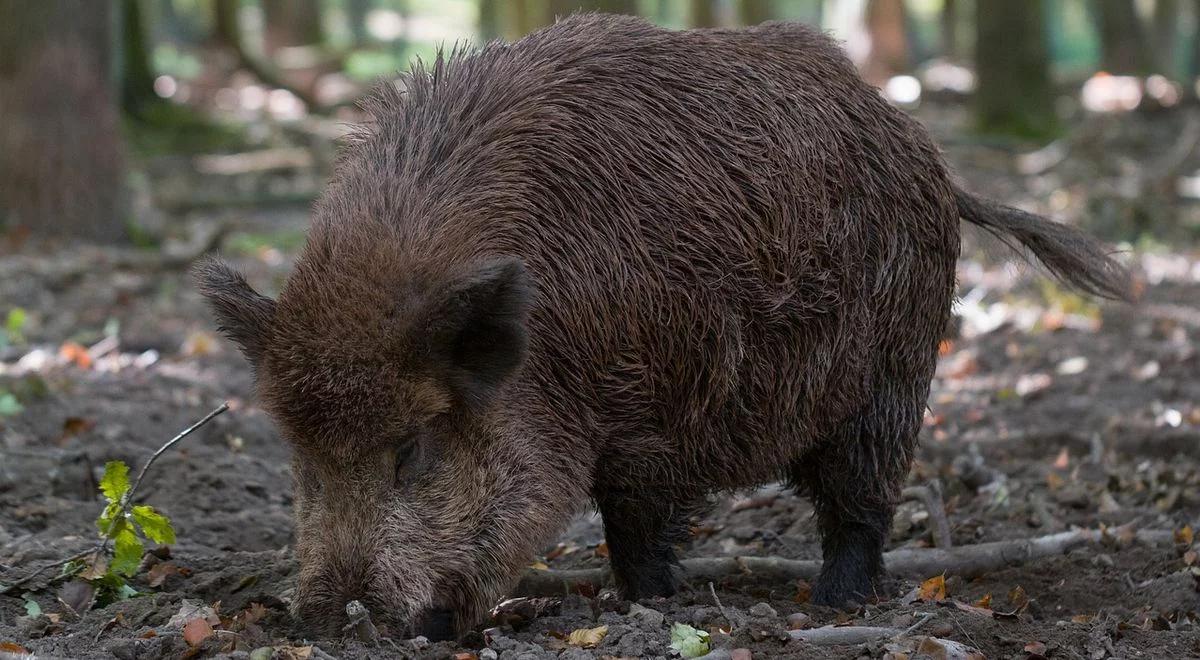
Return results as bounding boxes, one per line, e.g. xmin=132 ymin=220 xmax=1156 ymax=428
xmin=83 ymin=460 xmax=177 ymax=600
xmin=0 ymin=391 xmax=22 ymax=417
xmin=1 ymin=307 xmax=27 ymax=350
xmin=669 ymin=622 xmax=711 ymax=658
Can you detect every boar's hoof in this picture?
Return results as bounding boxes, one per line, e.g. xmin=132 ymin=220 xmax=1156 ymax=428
xmin=414 ymin=607 xmax=457 ymax=642
xmin=810 ymin=572 xmax=876 ymax=609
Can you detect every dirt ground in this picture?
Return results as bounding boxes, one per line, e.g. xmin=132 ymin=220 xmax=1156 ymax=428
xmin=2 ymin=106 xmax=1200 ymax=659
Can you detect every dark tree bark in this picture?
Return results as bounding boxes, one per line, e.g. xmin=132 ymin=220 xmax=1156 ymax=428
xmin=1152 ymin=0 xmax=1179 ymax=76
xmin=975 ymin=0 xmax=1057 ymax=138
xmin=262 ymin=0 xmax=324 ymax=56
xmin=122 ymin=0 xmax=159 ymax=117
xmin=0 ymin=0 xmax=127 ymax=242
xmin=739 ymin=0 xmax=774 ymax=25
xmin=1095 ymin=0 xmax=1152 ymax=74
xmin=940 ymin=0 xmax=959 ymax=60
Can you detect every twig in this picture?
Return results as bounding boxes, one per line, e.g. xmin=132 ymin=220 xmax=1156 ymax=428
xmin=708 ymin=581 xmax=740 ymax=632
xmin=789 ymin=625 xmax=902 ymax=645
xmin=893 ymin=611 xmax=935 ymax=639
xmin=902 ymin=480 xmax=953 ymax=549
xmin=514 ymin=528 xmax=1173 ymax=597
xmin=0 ymin=549 xmax=94 ymax=595
xmin=1 ymin=404 xmax=229 ymax=594
xmin=98 ymin=402 xmax=229 ymax=557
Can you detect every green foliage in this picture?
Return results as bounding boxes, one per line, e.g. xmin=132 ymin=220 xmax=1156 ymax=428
xmin=4 ymin=308 xmax=27 ymax=347
xmin=22 ymin=597 xmax=41 ymax=618
xmin=0 ymin=392 xmax=22 ymax=417
xmin=669 ymin=622 xmax=711 ymax=658
xmin=84 ymin=461 xmax=178 ymax=600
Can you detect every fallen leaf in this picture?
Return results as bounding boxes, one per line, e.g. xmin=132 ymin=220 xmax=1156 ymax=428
xmin=59 ymin=417 xmax=95 ymax=443
xmin=182 ymin=618 xmax=214 ymax=647
xmin=670 ymin=622 xmax=711 ymax=658
xmin=593 ymin=542 xmax=610 ymax=558
xmin=951 ymin=600 xmax=993 ymax=617
xmin=1052 ymin=447 xmax=1070 ymax=470
xmin=58 ymin=342 xmax=92 ymax=369
xmin=1175 ymin=525 xmax=1194 ymax=546
xmin=273 ymin=646 xmax=313 ymax=660
xmin=146 ymin=562 xmax=179 ymax=588
xmin=975 ymin=594 xmax=992 ymax=609
xmin=794 ymin=580 xmax=812 ymax=604
xmin=57 ymin=580 xmax=95 ymax=615
xmin=1024 ymin=640 xmax=1048 ymax=657
xmin=451 ymin=654 xmax=477 ymax=660
xmin=1070 ymin=614 xmax=1095 ymax=624
xmin=0 ymin=642 xmax=30 ymax=654
xmin=916 ymin=636 xmax=986 ymax=660
xmin=1184 ymin=550 xmax=1197 ymax=566
xmin=168 ymin=600 xmax=221 ymax=628
xmin=529 ymin=561 xmax=549 ymax=571
xmin=1008 ymin=585 xmax=1030 ymax=610
xmin=567 ymin=625 xmax=608 ymax=648
xmin=918 ymin=574 xmax=947 ymax=602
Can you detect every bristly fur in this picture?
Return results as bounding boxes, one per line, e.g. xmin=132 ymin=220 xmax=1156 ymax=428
xmin=194 ymin=12 xmax=1130 ymax=637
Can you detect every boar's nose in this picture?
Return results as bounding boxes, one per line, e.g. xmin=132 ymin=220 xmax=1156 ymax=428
xmin=414 ymin=607 xmax=456 ymax=641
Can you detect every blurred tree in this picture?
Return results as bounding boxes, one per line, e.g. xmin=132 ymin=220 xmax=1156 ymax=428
xmin=1152 ymin=0 xmax=1179 ymax=76
xmin=122 ymin=0 xmax=159 ymax=118
xmin=739 ymin=0 xmax=774 ymax=25
xmin=863 ymin=0 xmax=909 ymax=84
xmin=580 ymin=0 xmax=638 ymax=14
xmin=347 ymin=0 xmax=372 ymax=47
xmin=211 ymin=0 xmax=321 ymax=109
xmin=263 ymin=0 xmax=325 ymax=56
xmin=940 ymin=0 xmax=960 ymax=60
xmin=1095 ymin=0 xmax=1152 ymax=74
xmin=975 ymin=0 xmax=1057 ymax=138
xmin=479 ymin=0 xmax=502 ymax=40
xmin=690 ymin=0 xmax=719 ymax=27
xmin=213 ymin=0 xmax=241 ymax=48
xmin=0 ymin=0 xmax=127 ymax=241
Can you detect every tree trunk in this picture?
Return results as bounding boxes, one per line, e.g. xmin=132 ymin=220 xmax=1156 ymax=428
xmin=1152 ymin=0 xmax=1179 ymax=77
xmin=346 ymin=0 xmax=372 ymax=47
xmin=0 ymin=0 xmax=127 ymax=242
xmin=1095 ymin=0 xmax=1152 ymax=74
xmin=581 ymin=0 xmax=639 ymax=14
xmin=975 ymin=0 xmax=1057 ymax=138
xmin=213 ymin=0 xmax=240 ymax=48
xmin=262 ymin=0 xmax=324 ymax=56
xmin=122 ymin=0 xmax=159 ymax=118
xmin=863 ymin=0 xmax=910 ymax=84
xmin=739 ymin=0 xmax=774 ymax=25
xmin=690 ymin=0 xmax=719 ymax=27
xmin=940 ymin=0 xmax=959 ymax=60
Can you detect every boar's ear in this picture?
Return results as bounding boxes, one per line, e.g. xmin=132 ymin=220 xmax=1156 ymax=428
xmin=424 ymin=257 xmax=533 ymax=410
xmin=192 ymin=256 xmax=276 ymax=366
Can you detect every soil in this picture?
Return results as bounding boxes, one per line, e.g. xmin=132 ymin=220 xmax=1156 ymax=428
xmin=2 ymin=105 xmax=1200 ymax=659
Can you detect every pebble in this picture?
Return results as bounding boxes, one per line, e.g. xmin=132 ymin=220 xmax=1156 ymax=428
xmin=748 ymin=602 xmax=778 ymax=619
xmin=628 ymin=603 xmax=665 ymax=630
xmin=786 ymin=612 xmax=811 ymax=630
xmin=615 ymin=630 xmax=649 ymax=656
xmin=479 ymin=649 xmax=499 ymax=660
xmin=929 ymin=621 xmax=955 ymax=637
xmin=557 ymin=649 xmax=592 ymax=660
xmin=731 ymin=649 xmax=753 ymax=660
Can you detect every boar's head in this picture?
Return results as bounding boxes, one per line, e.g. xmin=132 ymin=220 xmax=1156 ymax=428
xmin=194 ymin=249 xmax=570 ymax=638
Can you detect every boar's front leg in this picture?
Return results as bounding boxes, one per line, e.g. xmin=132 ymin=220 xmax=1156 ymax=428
xmin=792 ymin=385 xmax=922 ymax=608
xmin=595 ymin=488 xmax=695 ymax=600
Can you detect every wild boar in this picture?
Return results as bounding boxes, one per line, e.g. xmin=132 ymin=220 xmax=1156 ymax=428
xmin=195 ymin=12 xmax=1130 ymax=639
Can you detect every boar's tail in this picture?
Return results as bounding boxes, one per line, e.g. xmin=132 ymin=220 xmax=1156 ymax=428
xmin=954 ymin=187 xmax=1134 ymax=302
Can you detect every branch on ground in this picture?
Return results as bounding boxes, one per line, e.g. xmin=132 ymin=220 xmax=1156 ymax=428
xmin=514 ymin=526 xmax=1173 ymax=597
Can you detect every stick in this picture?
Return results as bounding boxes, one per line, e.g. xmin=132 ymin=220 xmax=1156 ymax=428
xmin=902 ymin=480 xmax=953 ymax=549
xmin=513 ymin=528 xmax=1172 ymax=597
xmin=789 ymin=626 xmax=901 ymax=645
xmin=0 ymin=404 xmax=229 ymax=594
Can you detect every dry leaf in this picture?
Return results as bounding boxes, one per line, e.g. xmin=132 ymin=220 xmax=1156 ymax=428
xmin=1175 ymin=525 xmax=1194 ymax=546
xmin=975 ymin=594 xmax=992 ymax=610
xmin=594 ymin=542 xmax=610 ymax=558
xmin=1045 ymin=472 xmax=1065 ymax=491
xmin=1184 ymin=550 xmax=1198 ymax=566
xmin=57 ymin=580 xmax=95 ymax=615
xmin=58 ymin=342 xmax=92 ymax=369
xmin=1052 ymin=447 xmax=1070 ymax=470
xmin=182 ymin=618 xmax=214 ymax=647
xmin=59 ymin=417 xmax=95 ymax=443
xmin=918 ymin=574 xmax=947 ymax=602
xmin=452 ymin=654 xmax=478 ymax=660
xmin=1008 ymin=585 xmax=1029 ymax=609
xmin=529 ymin=561 xmax=549 ymax=571
xmin=915 ymin=636 xmax=986 ymax=660
xmin=567 ymin=625 xmax=609 ymax=648
xmin=1024 ymin=640 xmax=1048 ymax=656
xmin=951 ymin=600 xmax=993 ymax=617
xmin=793 ymin=580 xmax=812 ymax=604
xmin=1070 ymin=614 xmax=1095 ymax=624
xmin=0 ymin=642 xmax=30 ymax=654
xmin=146 ymin=562 xmax=179 ymax=588
xmin=274 ymin=646 xmax=313 ymax=660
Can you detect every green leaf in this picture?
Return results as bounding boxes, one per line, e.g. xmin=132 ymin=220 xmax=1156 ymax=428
xmin=131 ymin=505 xmax=175 ymax=545
xmin=111 ymin=526 xmax=144 ymax=576
xmin=669 ymin=622 xmax=711 ymax=659
xmin=5 ymin=308 xmax=26 ymax=343
xmin=23 ymin=597 xmax=42 ymax=618
xmin=0 ymin=392 xmax=22 ymax=417
xmin=100 ymin=461 xmax=130 ymax=503
xmin=97 ymin=502 xmax=122 ymax=536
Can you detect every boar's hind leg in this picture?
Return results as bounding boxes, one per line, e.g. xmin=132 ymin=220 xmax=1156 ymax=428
xmin=596 ymin=489 xmax=695 ymax=600
xmin=792 ymin=387 xmax=922 ymax=608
